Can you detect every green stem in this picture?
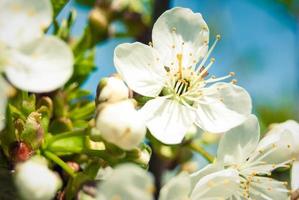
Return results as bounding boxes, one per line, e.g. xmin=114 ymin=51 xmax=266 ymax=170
xmin=43 ymin=151 xmax=76 ymax=177
xmin=188 ymin=142 xmax=214 ymax=163
xmin=47 ymin=129 xmax=85 ymax=145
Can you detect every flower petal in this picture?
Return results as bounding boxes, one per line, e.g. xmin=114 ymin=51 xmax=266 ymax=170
xmin=190 ymin=169 xmax=240 ymax=200
xmin=159 ymin=172 xmax=191 ymax=200
xmin=206 ymin=82 xmax=252 ymax=115
xmin=267 ymin=120 xmax=299 ymax=153
xmin=114 ymin=42 xmax=166 ymax=97
xmin=194 ymin=83 xmax=251 ymax=133
xmin=96 ymin=164 xmax=154 ymax=200
xmin=292 ymin=161 xmax=299 ymax=190
xmin=217 ymin=115 xmax=260 ymax=166
xmin=139 ymin=98 xmax=196 ymax=144
xmin=243 ymin=129 xmax=296 ymax=176
xmin=0 ymin=77 xmax=9 ymax=131
xmin=152 ymin=7 xmax=209 ymax=70
xmin=248 ymin=176 xmax=289 ymax=200
xmin=0 ymin=0 xmax=52 ymax=48
xmin=4 ymin=36 xmax=74 ymax=93
xmin=190 ymin=163 xmax=222 ymax=189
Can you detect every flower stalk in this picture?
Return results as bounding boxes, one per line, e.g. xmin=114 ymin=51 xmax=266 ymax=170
xmin=43 ymin=151 xmax=76 ymax=178
xmin=188 ymin=142 xmax=214 ymax=163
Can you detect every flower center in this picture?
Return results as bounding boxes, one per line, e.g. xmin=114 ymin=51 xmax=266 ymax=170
xmin=174 ymin=78 xmax=190 ymax=96
xmin=161 ymin=34 xmax=236 ymax=105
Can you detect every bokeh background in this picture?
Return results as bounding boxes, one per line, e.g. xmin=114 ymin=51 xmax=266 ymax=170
xmin=57 ymin=0 xmax=299 ymax=130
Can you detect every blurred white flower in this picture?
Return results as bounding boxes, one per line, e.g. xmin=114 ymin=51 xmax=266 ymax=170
xmin=0 ymin=77 xmax=9 ymax=131
xmin=266 ymin=120 xmax=299 ymax=192
xmin=14 ymin=156 xmax=62 ymax=200
xmin=0 ymin=0 xmax=73 ymax=93
xmin=97 ymin=76 xmax=129 ymax=103
xmin=114 ymin=7 xmax=252 ymax=144
xmin=293 ymin=162 xmax=299 ymax=192
xmin=191 ymin=115 xmax=296 ymax=199
xmin=159 ymin=170 xmax=239 ymax=200
xmin=96 ymin=100 xmax=146 ymax=150
xmin=96 ymin=164 xmax=154 ymax=200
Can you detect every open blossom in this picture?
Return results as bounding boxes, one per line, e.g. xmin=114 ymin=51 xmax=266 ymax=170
xmin=265 ymin=120 xmax=299 ymax=192
xmin=0 ymin=0 xmax=73 ymax=93
xmin=191 ymin=115 xmax=296 ymax=199
xmin=114 ymin=7 xmax=252 ymax=144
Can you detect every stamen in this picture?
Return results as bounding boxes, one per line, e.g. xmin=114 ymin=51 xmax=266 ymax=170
xmin=197 ymin=34 xmax=221 ymax=70
xmin=197 ymin=57 xmax=215 ymax=75
xmin=205 ymin=73 xmax=233 ymax=83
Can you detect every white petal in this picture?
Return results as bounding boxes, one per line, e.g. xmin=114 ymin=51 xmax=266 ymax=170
xmin=267 ymin=120 xmax=299 ymax=152
xmin=0 ymin=0 xmax=52 ymax=48
xmin=4 ymin=36 xmax=74 ymax=93
xmin=190 ymin=164 xmax=222 ymax=189
xmin=96 ymin=164 xmax=154 ymax=200
xmin=245 ymin=130 xmax=296 ymax=174
xmin=195 ymin=96 xmax=248 ymax=133
xmin=114 ymin=42 xmax=166 ymax=97
xmin=152 ymin=7 xmax=209 ymax=70
xmin=159 ymin=172 xmax=191 ymax=200
xmin=206 ymin=82 xmax=252 ymax=116
xmin=194 ymin=82 xmax=252 ymax=134
xmin=248 ymin=176 xmax=289 ymax=200
xmin=190 ymin=169 xmax=240 ymax=200
xmin=217 ymin=115 xmax=260 ymax=166
xmin=0 ymin=77 xmax=9 ymax=131
xmin=292 ymin=161 xmax=299 ymax=190
xmin=139 ymin=98 xmax=196 ymax=144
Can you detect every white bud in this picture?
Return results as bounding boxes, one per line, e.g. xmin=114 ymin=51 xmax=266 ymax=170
xmin=96 ymin=100 xmax=146 ymax=150
xmin=14 ymin=156 xmax=62 ymax=200
xmin=97 ymin=76 xmax=129 ymax=103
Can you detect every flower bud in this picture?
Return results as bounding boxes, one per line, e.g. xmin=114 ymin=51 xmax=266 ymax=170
xmin=89 ymin=8 xmax=108 ymax=35
xmin=96 ymin=76 xmax=129 ymax=104
xmin=96 ymin=100 xmax=146 ymax=150
xmin=14 ymin=156 xmax=62 ymax=200
xmin=10 ymin=142 xmax=33 ymax=163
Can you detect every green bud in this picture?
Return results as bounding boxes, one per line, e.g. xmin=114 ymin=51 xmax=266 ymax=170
xmin=20 ymin=112 xmax=44 ymax=150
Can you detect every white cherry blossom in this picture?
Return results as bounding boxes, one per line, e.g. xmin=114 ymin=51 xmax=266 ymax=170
xmin=15 ymin=156 xmax=62 ymax=200
xmin=0 ymin=77 xmax=9 ymax=131
xmin=159 ymin=170 xmax=239 ymax=200
xmin=96 ymin=164 xmax=154 ymax=200
xmin=265 ymin=120 xmax=299 ymax=192
xmin=95 ymin=100 xmax=146 ymax=150
xmin=114 ymin=7 xmax=252 ymax=144
xmin=0 ymin=0 xmax=73 ymax=93
xmin=191 ymin=115 xmax=296 ymax=199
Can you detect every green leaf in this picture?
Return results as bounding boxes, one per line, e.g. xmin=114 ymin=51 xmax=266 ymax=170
xmin=69 ymin=102 xmax=95 ymax=120
xmin=69 ymin=48 xmax=96 ymax=85
xmin=47 ymin=135 xmax=86 ymax=155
